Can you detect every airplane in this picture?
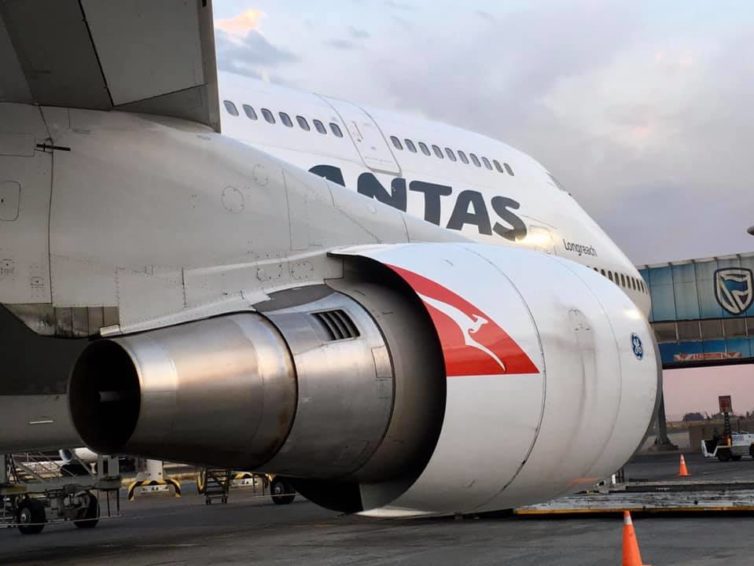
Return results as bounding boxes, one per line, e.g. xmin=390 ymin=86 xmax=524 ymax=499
xmin=0 ymin=1 xmax=660 ymax=517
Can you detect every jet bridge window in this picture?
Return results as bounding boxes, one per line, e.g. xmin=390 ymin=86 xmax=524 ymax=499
xmin=482 ymin=157 xmax=493 ymax=170
xmin=418 ymin=142 xmax=431 ymax=156
xmin=391 ymin=136 xmax=403 ymax=150
xmin=223 ymin=100 xmax=239 ymax=116
xmin=432 ymin=144 xmax=444 ymax=159
xmin=297 ymin=116 xmax=310 ymax=131
xmin=313 ymin=119 xmax=327 ymax=134
xmin=493 ymin=159 xmax=504 ymax=173
xmin=470 ymin=153 xmax=481 ymax=167
xmin=330 ymin=123 xmax=344 ymax=137
xmin=262 ymin=108 xmax=275 ymax=124
xmin=445 ymin=148 xmax=457 ymax=161
xmin=458 ymin=150 xmax=469 ymax=164
xmin=405 ymin=139 xmax=417 ymax=153
xmin=280 ymin=112 xmax=294 ymax=127
xmin=242 ymin=104 xmax=257 ymax=120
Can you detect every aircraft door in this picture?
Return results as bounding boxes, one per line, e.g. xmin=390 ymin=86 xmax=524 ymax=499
xmin=0 ymin=105 xmax=52 ymax=305
xmin=321 ymin=97 xmax=401 ymax=176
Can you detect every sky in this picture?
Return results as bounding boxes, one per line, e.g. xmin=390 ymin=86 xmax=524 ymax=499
xmin=664 ymin=365 xmax=754 ymax=421
xmin=212 ymin=0 xmax=754 ymax=266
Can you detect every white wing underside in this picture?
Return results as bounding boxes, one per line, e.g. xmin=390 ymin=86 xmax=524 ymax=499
xmin=0 ymin=0 xmax=219 ymax=131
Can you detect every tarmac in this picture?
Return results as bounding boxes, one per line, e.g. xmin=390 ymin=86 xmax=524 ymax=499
xmin=2 ymin=452 xmax=754 ymax=565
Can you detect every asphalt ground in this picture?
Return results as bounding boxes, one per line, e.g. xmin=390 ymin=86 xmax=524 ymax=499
xmin=2 ymin=452 xmax=754 ymax=566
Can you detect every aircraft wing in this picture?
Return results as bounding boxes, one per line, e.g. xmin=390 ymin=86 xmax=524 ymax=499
xmin=0 ymin=0 xmax=219 ymax=131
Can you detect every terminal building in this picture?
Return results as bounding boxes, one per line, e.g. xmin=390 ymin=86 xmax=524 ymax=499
xmin=639 ymin=253 xmax=754 ymax=369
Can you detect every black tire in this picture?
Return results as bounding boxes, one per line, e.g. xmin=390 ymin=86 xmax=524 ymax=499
xmin=74 ymin=492 xmax=99 ymax=529
xmin=732 ymin=455 xmax=742 ymax=462
xmin=717 ymin=449 xmax=732 ymax=462
xmin=17 ymin=499 xmax=46 ymax=535
xmin=271 ymin=478 xmax=295 ymax=505
xmin=749 ymin=445 xmax=754 ymax=459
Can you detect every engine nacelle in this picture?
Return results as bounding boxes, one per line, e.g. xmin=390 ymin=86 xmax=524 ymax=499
xmin=69 ymin=243 xmax=659 ymax=516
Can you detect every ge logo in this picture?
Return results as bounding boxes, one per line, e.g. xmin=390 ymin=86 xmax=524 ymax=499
xmin=631 ymin=333 xmax=644 ymax=360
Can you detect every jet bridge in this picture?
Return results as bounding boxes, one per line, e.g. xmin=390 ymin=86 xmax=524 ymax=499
xmin=639 ymin=252 xmax=754 ymax=368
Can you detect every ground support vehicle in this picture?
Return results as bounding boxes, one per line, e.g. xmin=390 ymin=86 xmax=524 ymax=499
xmin=701 ymin=432 xmax=754 ymax=462
xmin=0 ymin=453 xmax=121 ymax=534
xmin=197 ymin=470 xmax=296 ymax=505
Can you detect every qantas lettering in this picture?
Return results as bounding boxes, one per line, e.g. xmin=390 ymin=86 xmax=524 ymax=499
xmin=309 ymin=164 xmax=527 ymax=241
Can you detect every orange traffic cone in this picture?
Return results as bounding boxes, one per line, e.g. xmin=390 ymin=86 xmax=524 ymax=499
xmin=678 ymin=454 xmax=690 ymax=477
xmin=622 ymin=510 xmax=645 ymax=566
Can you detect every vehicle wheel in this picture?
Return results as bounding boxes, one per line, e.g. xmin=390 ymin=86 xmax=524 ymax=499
xmin=74 ymin=492 xmax=99 ymax=529
xmin=17 ymin=499 xmax=46 ymax=535
xmin=717 ymin=449 xmax=732 ymax=462
xmin=732 ymin=455 xmax=742 ymax=461
xmin=271 ymin=478 xmax=295 ymax=505
xmin=749 ymin=445 xmax=754 ymax=459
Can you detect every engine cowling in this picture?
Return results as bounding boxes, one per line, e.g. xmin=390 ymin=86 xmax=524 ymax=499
xmin=68 ymin=243 xmax=659 ymax=516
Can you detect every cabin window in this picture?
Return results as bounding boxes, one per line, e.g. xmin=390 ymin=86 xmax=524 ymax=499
xmin=242 ymin=104 xmax=257 ymax=120
xmin=493 ymin=159 xmax=504 ymax=173
xmin=279 ymin=112 xmax=293 ymax=127
xmin=432 ymin=144 xmax=444 ymax=159
xmin=405 ymin=139 xmax=417 ymax=153
xmin=224 ymin=100 xmax=239 ymax=116
xmin=330 ymin=123 xmax=344 ymax=137
xmin=296 ymin=116 xmax=310 ymax=131
xmin=504 ymin=162 xmax=515 ymax=175
xmin=482 ymin=157 xmax=493 ymax=170
xmin=445 ymin=148 xmax=457 ymax=161
xmin=261 ymin=108 xmax=275 ymax=124
xmin=418 ymin=142 xmax=431 ymax=156
xmin=470 ymin=153 xmax=481 ymax=167
xmin=313 ymin=119 xmax=327 ymax=134
xmin=458 ymin=150 xmax=469 ymax=164
xmin=391 ymin=136 xmax=403 ymax=150
xmin=607 ymin=271 xmax=614 ymax=282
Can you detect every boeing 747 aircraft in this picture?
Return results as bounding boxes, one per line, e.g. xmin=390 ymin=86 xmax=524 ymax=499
xmin=0 ymin=1 xmax=659 ymax=516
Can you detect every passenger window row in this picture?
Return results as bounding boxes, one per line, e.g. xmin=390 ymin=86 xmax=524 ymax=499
xmin=590 ymin=266 xmax=647 ymax=294
xmin=223 ymin=100 xmax=344 ymax=138
xmin=389 ymin=135 xmax=514 ymax=176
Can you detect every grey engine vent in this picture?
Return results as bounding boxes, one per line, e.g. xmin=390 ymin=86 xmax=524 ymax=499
xmin=313 ymin=310 xmax=360 ymax=341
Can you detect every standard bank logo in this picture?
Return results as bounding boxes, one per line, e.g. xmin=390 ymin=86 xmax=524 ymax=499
xmin=714 ymin=268 xmax=754 ymax=315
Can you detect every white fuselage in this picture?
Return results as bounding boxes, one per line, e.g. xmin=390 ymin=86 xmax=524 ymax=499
xmin=218 ymin=72 xmax=649 ymax=314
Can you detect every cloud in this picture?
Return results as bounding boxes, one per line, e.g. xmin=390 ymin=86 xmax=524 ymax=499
xmin=384 ymin=0 xmax=413 ymax=10
xmin=324 ymin=39 xmax=360 ymax=50
xmin=215 ymin=29 xmax=298 ymax=77
xmin=475 ymin=9 xmax=494 ymax=21
xmin=215 ymin=9 xmax=264 ymax=40
xmin=348 ymin=26 xmax=370 ymax=39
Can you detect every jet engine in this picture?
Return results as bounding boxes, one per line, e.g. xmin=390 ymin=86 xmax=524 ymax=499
xmin=68 ymin=243 xmax=660 ymax=516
